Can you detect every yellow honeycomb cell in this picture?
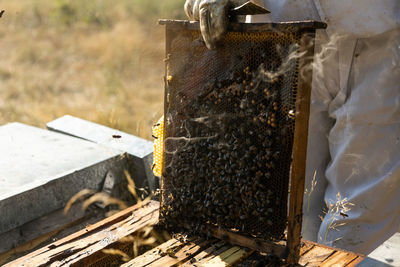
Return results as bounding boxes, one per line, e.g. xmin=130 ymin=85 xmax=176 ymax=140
xmin=152 ymin=116 xmax=164 ymax=177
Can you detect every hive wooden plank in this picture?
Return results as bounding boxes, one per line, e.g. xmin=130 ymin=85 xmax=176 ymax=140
xmin=0 ymin=204 xmax=106 ymax=265
xmin=191 ymin=244 xmax=236 ymax=265
xmin=146 ymin=239 xmax=214 ymax=267
xmin=196 ymin=246 xmax=241 ymax=266
xmin=319 ymin=251 xmax=358 ymax=267
xmin=201 ymin=247 xmax=253 ymax=267
xmin=7 ymin=201 xmax=365 ymax=267
xmin=222 ymin=248 xmax=253 ymax=266
xmin=121 ymin=237 xmax=212 ymax=267
xmin=144 ymin=239 xmax=201 ymax=266
xmin=120 ymin=238 xmax=181 ymax=267
xmin=5 ymin=201 xmax=159 ymax=267
xmin=51 ymin=212 xmax=158 ymax=266
xmin=181 ymin=241 xmax=227 ymax=266
xmin=302 ymin=240 xmax=365 ymax=267
xmin=300 ymin=242 xmax=315 ymax=256
xmin=346 ymin=256 xmax=365 ymax=266
xmin=298 ymin=246 xmax=335 ymax=266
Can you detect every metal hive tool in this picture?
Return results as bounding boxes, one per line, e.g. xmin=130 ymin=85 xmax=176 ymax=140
xmin=159 ymin=19 xmax=326 ymax=264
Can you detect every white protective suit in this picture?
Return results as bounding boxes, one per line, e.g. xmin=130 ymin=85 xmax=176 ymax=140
xmin=248 ymin=0 xmax=400 ymax=255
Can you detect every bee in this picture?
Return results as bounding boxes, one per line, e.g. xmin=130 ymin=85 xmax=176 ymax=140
xmin=164 ymin=248 xmax=178 ymax=258
xmin=288 ymin=109 xmax=296 ymax=119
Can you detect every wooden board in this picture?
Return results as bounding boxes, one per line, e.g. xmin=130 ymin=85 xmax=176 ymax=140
xmin=122 ymin=238 xmax=253 ymax=267
xmin=7 ymin=202 xmax=364 ymax=266
xmin=0 ymin=204 xmax=105 ymax=265
xmin=5 ymin=201 xmax=159 ymax=267
xmin=299 ymin=241 xmax=365 ymax=267
xmin=121 ymin=238 xmax=363 ymax=267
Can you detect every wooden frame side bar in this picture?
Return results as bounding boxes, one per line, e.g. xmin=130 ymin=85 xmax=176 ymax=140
xmin=286 ymin=31 xmax=316 ymax=265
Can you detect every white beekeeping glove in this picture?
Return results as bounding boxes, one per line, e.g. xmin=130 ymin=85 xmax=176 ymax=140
xmin=184 ymin=0 xmax=248 ymax=49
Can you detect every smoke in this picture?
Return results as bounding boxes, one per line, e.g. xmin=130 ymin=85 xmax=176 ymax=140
xmin=259 ymin=43 xmax=305 ymax=83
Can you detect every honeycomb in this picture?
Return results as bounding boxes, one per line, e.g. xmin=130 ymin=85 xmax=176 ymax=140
xmin=159 ymin=20 xmax=322 ymax=241
xmin=153 ymin=116 xmax=165 ymax=177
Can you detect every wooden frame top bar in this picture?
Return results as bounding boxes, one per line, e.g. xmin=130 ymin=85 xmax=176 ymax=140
xmin=159 ymin=19 xmax=327 ymax=32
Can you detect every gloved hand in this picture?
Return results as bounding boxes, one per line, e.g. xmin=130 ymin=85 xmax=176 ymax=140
xmin=184 ymin=0 xmax=248 ymax=49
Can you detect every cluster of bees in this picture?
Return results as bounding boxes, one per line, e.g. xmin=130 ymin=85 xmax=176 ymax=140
xmin=161 ymin=65 xmax=294 ymax=240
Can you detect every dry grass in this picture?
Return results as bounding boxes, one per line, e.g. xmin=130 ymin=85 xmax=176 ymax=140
xmin=63 ymin=169 xmax=171 ymax=263
xmin=0 ymin=0 xmax=185 ymax=139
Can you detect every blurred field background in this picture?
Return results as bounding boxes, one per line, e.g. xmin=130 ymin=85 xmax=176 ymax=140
xmin=0 ymin=0 xmax=185 ymax=139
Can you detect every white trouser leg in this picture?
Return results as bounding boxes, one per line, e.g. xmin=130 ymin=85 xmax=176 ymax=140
xmin=318 ymin=29 xmax=400 ymax=254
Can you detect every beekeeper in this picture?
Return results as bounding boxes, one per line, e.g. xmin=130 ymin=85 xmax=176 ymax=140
xmin=184 ymin=0 xmax=400 ymax=255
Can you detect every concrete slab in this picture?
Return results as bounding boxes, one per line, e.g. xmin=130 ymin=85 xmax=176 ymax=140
xmin=0 ymin=122 xmax=126 ymax=234
xmin=359 ymin=233 xmax=400 ymax=267
xmin=47 ymin=115 xmax=157 ymax=192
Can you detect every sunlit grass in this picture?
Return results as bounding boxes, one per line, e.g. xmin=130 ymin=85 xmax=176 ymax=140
xmin=0 ymin=0 xmax=185 ymax=139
